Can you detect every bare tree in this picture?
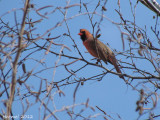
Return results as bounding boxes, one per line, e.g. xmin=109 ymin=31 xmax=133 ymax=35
xmin=0 ymin=0 xmax=160 ymax=120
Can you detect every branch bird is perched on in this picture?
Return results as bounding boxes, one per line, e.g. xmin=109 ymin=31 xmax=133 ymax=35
xmin=78 ymin=29 xmax=124 ymax=79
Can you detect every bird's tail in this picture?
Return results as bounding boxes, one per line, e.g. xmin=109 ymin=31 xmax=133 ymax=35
xmin=114 ymin=63 xmax=125 ymax=80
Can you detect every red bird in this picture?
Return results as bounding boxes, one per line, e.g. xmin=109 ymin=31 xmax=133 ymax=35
xmin=78 ymin=29 xmax=124 ymax=79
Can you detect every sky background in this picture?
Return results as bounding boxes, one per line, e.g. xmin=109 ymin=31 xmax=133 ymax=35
xmin=0 ymin=0 xmax=159 ymax=120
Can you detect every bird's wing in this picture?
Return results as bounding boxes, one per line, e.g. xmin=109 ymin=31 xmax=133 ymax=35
xmin=96 ymin=40 xmax=112 ymax=63
xmin=97 ymin=40 xmax=122 ymax=74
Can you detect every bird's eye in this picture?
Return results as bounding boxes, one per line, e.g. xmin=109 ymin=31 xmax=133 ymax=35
xmin=82 ymin=31 xmax=85 ymax=34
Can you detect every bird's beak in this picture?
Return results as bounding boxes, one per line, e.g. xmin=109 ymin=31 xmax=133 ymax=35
xmin=78 ymin=33 xmax=82 ymax=36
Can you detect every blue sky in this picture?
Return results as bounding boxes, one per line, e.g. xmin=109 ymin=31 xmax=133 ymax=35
xmin=0 ymin=0 xmax=159 ymax=120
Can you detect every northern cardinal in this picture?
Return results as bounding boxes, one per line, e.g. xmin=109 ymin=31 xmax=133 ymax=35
xmin=78 ymin=29 xmax=124 ymax=79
